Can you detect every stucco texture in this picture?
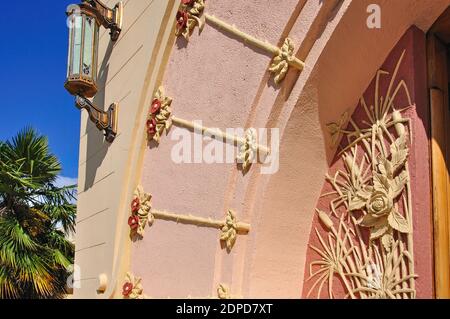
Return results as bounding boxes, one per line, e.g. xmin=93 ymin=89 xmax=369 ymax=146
xmin=73 ymin=0 xmax=449 ymax=298
xmin=131 ymin=0 xmax=448 ymax=298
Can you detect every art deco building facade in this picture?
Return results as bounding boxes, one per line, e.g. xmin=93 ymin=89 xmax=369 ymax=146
xmin=72 ymin=0 xmax=450 ymax=299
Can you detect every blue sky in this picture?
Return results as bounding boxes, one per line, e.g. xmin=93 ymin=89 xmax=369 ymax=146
xmin=0 ymin=0 xmax=79 ymax=179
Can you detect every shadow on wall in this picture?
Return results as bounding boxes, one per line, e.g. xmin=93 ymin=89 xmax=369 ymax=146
xmin=82 ymin=41 xmax=114 ymax=192
xmin=239 ymin=0 xmax=345 ymax=298
xmin=265 ymin=0 xmax=345 ymax=132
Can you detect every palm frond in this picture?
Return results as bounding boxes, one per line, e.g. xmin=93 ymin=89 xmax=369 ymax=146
xmin=0 ymin=264 xmax=19 ymax=298
xmin=0 ymin=127 xmax=76 ymax=298
xmin=5 ymin=127 xmax=61 ymax=183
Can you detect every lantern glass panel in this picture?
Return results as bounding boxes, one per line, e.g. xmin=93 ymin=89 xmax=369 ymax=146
xmin=93 ymin=21 xmax=99 ymax=82
xmin=66 ymin=15 xmax=73 ymax=78
xmin=82 ymin=16 xmax=94 ymax=78
xmin=71 ymin=14 xmax=83 ymax=76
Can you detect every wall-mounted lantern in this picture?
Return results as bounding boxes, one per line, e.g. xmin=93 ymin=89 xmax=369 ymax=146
xmin=65 ymin=0 xmax=123 ymax=143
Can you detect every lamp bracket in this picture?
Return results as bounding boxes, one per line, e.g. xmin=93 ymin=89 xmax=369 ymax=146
xmin=78 ymin=0 xmax=123 ymax=41
xmin=75 ymin=96 xmax=118 ymax=143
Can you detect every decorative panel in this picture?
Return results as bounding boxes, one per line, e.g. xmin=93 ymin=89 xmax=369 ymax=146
xmin=302 ymin=27 xmax=432 ymax=299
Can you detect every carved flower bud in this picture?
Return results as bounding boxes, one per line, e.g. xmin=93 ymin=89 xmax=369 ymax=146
xmin=147 ymin=118 xmax=157 ymax=135
xmin=344 ymin=154 xmax=360 ymax=176
xmin=176 ymin=10 xmax=189 ymax=31
xmin=122 ymin=282 xmax=133 ymax=297
xmin=131 ymin=197 xmax=140 ymax=214
xmin=217 ymin=284 xmax=231 ymax=299
xmin=128 ymin=215 xmax=140 ymax=230
xmin=345 ymin=154 xmax=352 ymax=167
xmin=317 ymin=210 xmax=334 ymax=231
xmin=392 ymin=110 xmax=405 ymax=137
xmin=150 ymin=99 xmax=161 ymax=115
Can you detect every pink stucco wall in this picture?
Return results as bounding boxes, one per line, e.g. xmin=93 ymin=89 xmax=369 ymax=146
xmin=133 ymin=0 xmax=315 ymax=298
xmin=128 ymin=0 xmax=448 ymax=299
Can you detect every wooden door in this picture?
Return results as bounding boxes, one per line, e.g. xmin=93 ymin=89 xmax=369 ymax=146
xmin=428 ymin=6 xmax=450 ymax=299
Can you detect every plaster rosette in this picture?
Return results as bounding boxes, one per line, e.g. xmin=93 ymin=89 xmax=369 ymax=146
xmin=122 ymin=272 xmax=147 ymax=299
xmin=175 ymin=0 xmax=206 ymax=41
xmin=146 ymin=87 xmax=173 ymax=143
xmin=128 ymin=185 xmax=153 ymax=238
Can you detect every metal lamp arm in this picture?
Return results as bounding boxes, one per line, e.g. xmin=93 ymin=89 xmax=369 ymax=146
xmin=81 ymin=0 xmax=123 ymax=41
xmin=75 ymin=96 xmax=118 ymax=143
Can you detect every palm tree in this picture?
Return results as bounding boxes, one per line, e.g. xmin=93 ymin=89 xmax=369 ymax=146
xmin=0 ymin=127 xmax=76 ymax=299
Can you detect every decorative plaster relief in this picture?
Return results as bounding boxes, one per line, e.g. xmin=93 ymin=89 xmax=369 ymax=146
xmin=174 ymin=1 xmax=305 ymax=84
xmin=147 ymin=87 xmax=173 ymax=143
xmin=129 ymin=186 xmax=250 ymax=250
xmin=121 ymin=275 xmax=238 ymax=299
xmin=186 ymin=284 xmax=240 ymax=299
xmin=326 ymin=111 xmax=349 ymax=147
xmin=307 ymin=50 xmax=417 ymax=299
xmin=122 ymin=272 xmax=147 ymax=299
xmin=121 ymin=276 xmax=236 ymax=299
xmin=175 ymin=0 xmax=206 ymax=41
xmin=219 ymin=210 xmax=240 ymax=251
xmin=147 ymin=87 xmax=270 ymax=172
xmin=236 ymin=128 xmax=257 ymax=173
xmin=268 ymin=38 xmax=300 ymax=84
xmin=217 ymin=283 xmax=231 ymax=299
xmin=129 ymin=185 xmax=153 ymax=238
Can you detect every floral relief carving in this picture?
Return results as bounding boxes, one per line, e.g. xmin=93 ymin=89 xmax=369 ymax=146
xmin=269 ymin=38 xmax=297 ymax=84
xmin=236 ymin=128 xmax=257 ymax=172
xmin=147 ymin=87 xmax=173 ymax=143
xmin=122 ymin=272 xmax=147 ymax=299
xmin=175 ymin=0 xmax=206 ymax=41
xmin=173 ymin=2 xmax=305 ymax=84
xmin=217 ymin=284 xmax=231 ymax=299
xmin=128 ymin=185 xmax=153 ymax=238
xmin=326 ymin=111 xmax=349 ymax=147
xmin=220 ymin=210 xmax=238 ymax=251
xmin=127 ymin=187 xmax=250 ymax=248
xmin=307 ymin=50 xmax=417 ymax=299
xmin=145 ymin=87 xmax=270 ymax=174
xmin=352 ymin=133 xmax=411 ymax=249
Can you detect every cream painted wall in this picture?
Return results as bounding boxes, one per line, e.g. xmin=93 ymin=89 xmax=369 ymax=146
xmin=74 ymin=0 xmax=450 ymax=298
xmin=73 ymin=0 xmax=179 ymax=298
